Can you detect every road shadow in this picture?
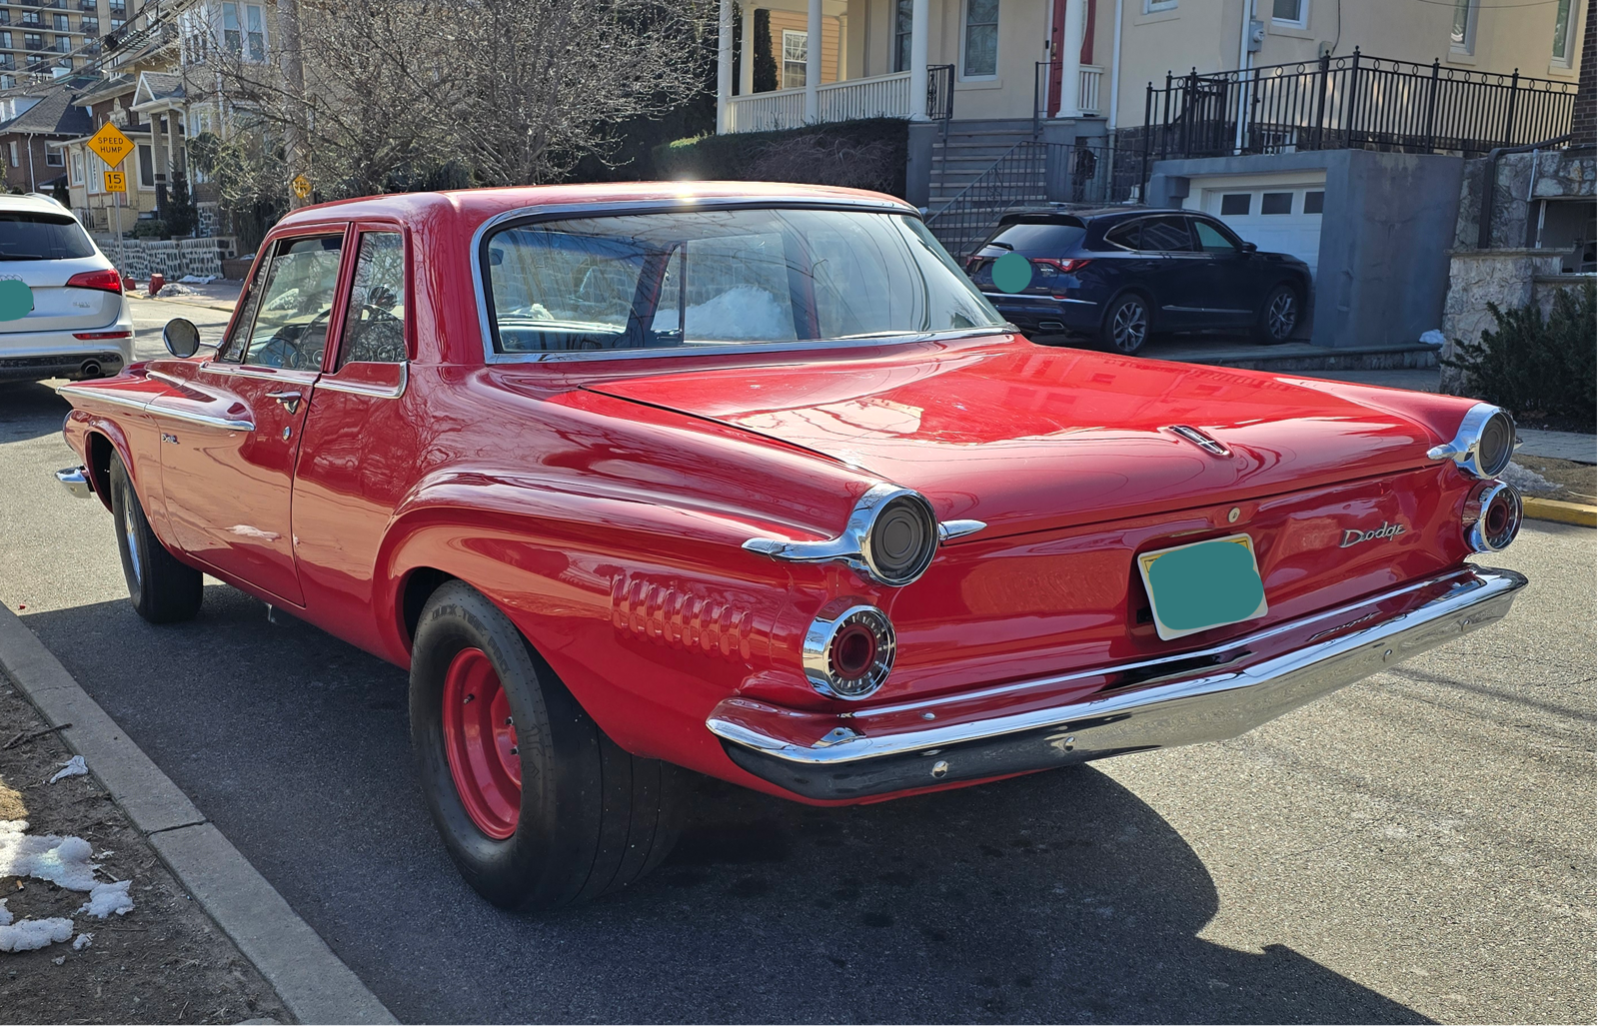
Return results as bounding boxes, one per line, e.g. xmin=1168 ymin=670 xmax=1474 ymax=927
xmin=21 ymin=592 xmax=1432 ymax=1025
xmin=0 ymin=381 xmax=72 ymax=442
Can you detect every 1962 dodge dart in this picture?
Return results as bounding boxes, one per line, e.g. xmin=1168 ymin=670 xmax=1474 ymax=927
xmin=54 ymin=183 xmax=1527 ymax=909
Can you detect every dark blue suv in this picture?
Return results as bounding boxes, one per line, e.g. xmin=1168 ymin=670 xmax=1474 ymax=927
xmin=965 ymin=207 xmax=1314 ymax=355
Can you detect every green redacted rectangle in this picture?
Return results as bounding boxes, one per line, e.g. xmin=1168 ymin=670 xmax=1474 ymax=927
xmin=1136 ymin=533 xmax=1269 ymax=642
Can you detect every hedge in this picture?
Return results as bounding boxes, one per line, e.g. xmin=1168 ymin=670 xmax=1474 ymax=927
xmin=649 ymin=118 xmax=910 ymax=198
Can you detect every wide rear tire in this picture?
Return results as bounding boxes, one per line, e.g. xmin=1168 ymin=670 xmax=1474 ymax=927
xmin=409 ymin=581 xmax=685 ymax=910
xmin=109 ymin=455 xmax=202 ymax=624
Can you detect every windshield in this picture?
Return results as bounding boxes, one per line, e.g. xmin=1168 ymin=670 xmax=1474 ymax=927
xmin=0 ymin=211 xmax=95 ymax=260
xmin=483 ymin=208 xmax=1006 ymax=355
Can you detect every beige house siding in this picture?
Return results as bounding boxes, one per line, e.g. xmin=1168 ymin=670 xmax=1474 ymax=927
xmin=765 ymin=8 xmax=845 ymax=85
xmin=1112 ymin=0 xmax=1591 ymax=130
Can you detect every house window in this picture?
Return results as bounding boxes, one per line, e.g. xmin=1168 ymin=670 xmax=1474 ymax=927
xmin=1450 ymin=0 xmax=1477 ymax=53
xmin=1220 ymin=193 xmax=1251 ymax=215
xmin=23 ymin=33 xmax=43 ymax=50
xmin=1143 ymin=0 xmax=1178 ymax=12
xmin=1271 ymin=0 xmax=1306 ymax=26
xmin=893 ymin=0 xmax=912 ymax=73
xmin=51 ymin=13 xmax=67 ymax=31
xmin=137 ymin=143 xmax=153 ymax=187
xmin=222 ymin=3 xmax=241 ymax=52
xmin=54 ymin=36 xmax=70 ymax=53
xmin=7 ymin=142 xmax=16 ymax=167
xmin=1552 ymin=0 xmax=1577 ymax=64
xmin=962 ymin=0 xmax=998 ymax=78
xmin=109 ymin=18 xmax=123 ymax=30
xmin=246 ymin=4 xmax=265 ymax=60
xmin=70 ymin=150 xmax=81 ymax=183
xmin=80 ymin=16 xmax=95 ymax=32
xmin=780 ymin=29 xmax=806 ymax=89
xmin=45 ymin=145 xmax=62 ymax=166
xmin=0 ymin=31 xmax=11 ymax=48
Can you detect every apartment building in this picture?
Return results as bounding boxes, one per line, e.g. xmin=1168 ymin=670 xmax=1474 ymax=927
xmin=0 ymin=0 xmax=148 ymax=87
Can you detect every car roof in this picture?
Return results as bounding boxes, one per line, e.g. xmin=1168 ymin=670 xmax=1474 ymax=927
xmin=274 ymin=182 xmax=919 ymax=234
xmin=0 ymin=193 xmax=77 ymax=217
xmin=995 ymin=205 xmax=1216 ymax=228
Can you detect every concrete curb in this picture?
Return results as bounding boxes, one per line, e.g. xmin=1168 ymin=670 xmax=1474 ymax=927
xmin=1523 ymin=497 xmax=1598 ymax=528
xmin=0 ymin=603 xmax=396 ymax=1026
xmin=126 ymin=292 xmax=238 ymax=314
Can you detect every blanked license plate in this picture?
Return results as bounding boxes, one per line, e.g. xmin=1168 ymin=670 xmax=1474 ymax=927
xmin=1136 ymin=533 xmax=1268 ymax=641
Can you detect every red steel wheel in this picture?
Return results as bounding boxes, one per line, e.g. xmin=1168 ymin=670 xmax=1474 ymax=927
xmin=441 ymin=647 xmax=521 ymax=840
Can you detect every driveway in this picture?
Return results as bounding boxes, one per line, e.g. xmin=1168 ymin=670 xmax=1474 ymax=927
xmin=0 ymin=307 xmax=1592 ymax=1023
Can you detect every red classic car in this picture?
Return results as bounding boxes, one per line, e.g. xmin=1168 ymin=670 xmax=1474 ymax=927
xmin=54 ymin=183 xmax=1527 ymax=910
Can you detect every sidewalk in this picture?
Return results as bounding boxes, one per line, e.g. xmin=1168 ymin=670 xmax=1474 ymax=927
xmin=126 ymin=278 xmax=242 ymax=313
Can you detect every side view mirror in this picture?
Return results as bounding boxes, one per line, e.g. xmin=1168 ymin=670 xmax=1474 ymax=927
xmin=163 ymin=317 xmax=201 ymax=358
xmin=1240 ymin=242 xmax=1258 ymax=254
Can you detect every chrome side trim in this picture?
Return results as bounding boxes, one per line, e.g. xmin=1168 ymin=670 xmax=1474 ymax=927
xmin=937 ymin=519 xmax=987 ymax=542
xmin=318 ymin=363 xmax=408 ymax=399
xmin=202 ymin=362 xmax=320 ymax=385
xmin=145 ymin=401 xmax=255 ymax=432
xmin=55 ymin=465 xmax=93 ymax=499
xmin=707 ymin=566 xmax=1526 ymax=799
xmin=56 ymin=383 xmax=153 ymax=414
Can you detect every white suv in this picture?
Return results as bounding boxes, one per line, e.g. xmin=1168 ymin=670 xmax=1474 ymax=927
xmin=0 ymin=195 xmax=133 ymax=381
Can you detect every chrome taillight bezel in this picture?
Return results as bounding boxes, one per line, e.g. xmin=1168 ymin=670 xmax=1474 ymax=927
xmin=1429 ymin=403 xmax=1518 ymax=480
xmin=802 ymin=601 xmax=896 ymax=700
xmin=1463 ymin=479 xmax=1522 ymax=553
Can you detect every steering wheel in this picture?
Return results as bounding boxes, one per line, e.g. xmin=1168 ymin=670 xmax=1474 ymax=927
xmin=345 ymin=303 xmax=406 ymax=362
xmin=255 ymin=308 xmax=333 ymax=370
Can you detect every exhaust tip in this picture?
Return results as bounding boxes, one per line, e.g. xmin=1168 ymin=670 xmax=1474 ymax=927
xmin=79 ymin=359 xmax=102 ymax=378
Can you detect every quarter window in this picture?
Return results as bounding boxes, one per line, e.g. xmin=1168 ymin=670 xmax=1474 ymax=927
xmin=1139 ymin=216 xmax=1194 ymax=252
xmin=1104 ymin=221 xmax=1141 ymax=248
xmin=223 ymin=234 xmax=344 ymax=370
xmin=339 ymin=232 xmax=407 ymax=366
xmin=962 ymin=0 xmax=998 ymax=78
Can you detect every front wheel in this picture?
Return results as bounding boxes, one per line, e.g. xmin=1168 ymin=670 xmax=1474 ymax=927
xmin=109 ymin=455 xmax=202 ymax=623
xmin=1101 ymin=294 xmax=1151 ymax=355
xmin=1257 ymin=284 xmax=1300 ymax=343
xmin=409 ymin=581 xmax=685 ymax=910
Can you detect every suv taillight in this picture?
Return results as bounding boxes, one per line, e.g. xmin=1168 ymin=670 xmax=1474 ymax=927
xmin=66 ymin=269 xmax=124 ymax=294
xmin=1032 ymin=258 xmax=1091 ymax=274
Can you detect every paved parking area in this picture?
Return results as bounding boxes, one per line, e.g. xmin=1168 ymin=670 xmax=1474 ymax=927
xmin=0 ymin=307 xmax=1592 ymax=1023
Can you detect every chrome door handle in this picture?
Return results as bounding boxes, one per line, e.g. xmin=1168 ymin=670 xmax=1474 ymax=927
xmin=266 ymin=389 xmax=302 ymax=414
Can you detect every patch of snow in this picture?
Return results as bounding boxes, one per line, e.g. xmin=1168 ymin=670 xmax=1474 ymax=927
xmin=1419 ymin=329 xmax=1446 ymax=349
xmin=651 ymin=286 xmax=794 ymax=342
xmin=177 ymin=274 xmax=217 ymax=284
xmin=1502 ymin=461 xmax=1558 ymax=493
xmin=52 ymin=954 xmax=65 ymax=965
xmin=0 ymin=899 xmax=11 ymax=926
xmin=73 ymin=931 xmax=92 ymax=950
xmin=0 ymin=917 xmax=73 ymax=953
xmin=78 ymin=880 xmax=134 ymax=918
xmin=49 ymin=755 xmax=87 ymax=784
xmin=0 ymin=820 xmax=100 ymax=891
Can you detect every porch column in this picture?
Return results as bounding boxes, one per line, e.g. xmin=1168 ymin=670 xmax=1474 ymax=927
xmin=739 ymin=1 xmax=754 ymax=95
xmin=805 ymin=0 xmax=822 ymax=122
xmin=1058 ymin=0 xmax=1083 ymax=117
xmin=716 ymin=0 xmax=732 ymax=133
xmin=910 ymin=0 xmax=929 ymax=119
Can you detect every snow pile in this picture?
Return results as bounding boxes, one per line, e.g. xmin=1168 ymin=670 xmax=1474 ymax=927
xmin=0 ymin=821 xmax=99 ymax=890
xmin=177 ymin=274 xmax=218 ymax=284
xmin=1502 ymin=461 xmax=1559 ymax=493
xmin=49 ymin=756 xmax=87 ymax=784
xmin=652 ymin=286 xmax=795 ymax=342
xmin=78 ymin=881 xmax=133 ymax=919
xmin=72 ymin=931 xmax=92 ymax=950
xmin=0 ymin=916 xmax=73 ymax=953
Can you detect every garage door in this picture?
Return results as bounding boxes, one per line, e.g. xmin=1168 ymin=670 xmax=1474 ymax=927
xmin=1183 ymin=173 xmax=1326 ymax=275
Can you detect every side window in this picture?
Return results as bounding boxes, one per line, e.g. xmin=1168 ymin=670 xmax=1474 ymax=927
xmin=1104 ymin=221 xmax=1141 ymax=249
xmin=1139 ymin=216 xmax=1195 ymax=252
xmin=233 ymin=234 xmax=345 ymax=370
xmin=339 ymin=232 xmax=407 ymax=366
xmin=1193 ymin=220 xmax=1239 ymax=254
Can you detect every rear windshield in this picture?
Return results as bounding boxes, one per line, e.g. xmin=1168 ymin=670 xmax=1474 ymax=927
xmin=979 ymin=220 xmax=1086 ymax=256
xmin=483 ymin=207 xmax=1005 ymax=355
xmin=0 ymin=211 xmax=94 ymax=260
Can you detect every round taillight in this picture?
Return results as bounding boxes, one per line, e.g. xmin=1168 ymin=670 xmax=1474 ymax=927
xmin=802 ymin=603 xmax=895 ymax=700
xmin=1464 ymin=480 xmax=1522 ymax=553
xmin=862 ymin=492 xmax=938 ymax=587
xmin=1475 ymin=410 xmax=1515 ymax=478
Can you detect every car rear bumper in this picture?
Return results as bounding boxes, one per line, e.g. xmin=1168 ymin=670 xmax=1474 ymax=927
xmin=983 ymin=293 xmax=1101 ymax=337
xmin=0 ymin=318 xmax=134 ymax=380
xmin=708 ymin=565 xmax=1526 ymax=801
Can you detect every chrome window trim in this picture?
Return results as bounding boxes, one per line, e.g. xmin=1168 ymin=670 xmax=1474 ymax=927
xmin=469 ymin=196 xmax=1015 ymax=366
xmin=201 ymin=361 xmax=321 ymax=385
xmin=318 ymin=362 xmax=408 ymax=399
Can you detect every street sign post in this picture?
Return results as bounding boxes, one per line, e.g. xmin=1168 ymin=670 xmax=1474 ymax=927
xmin=87 ymin=124 xmax=135 ymax=274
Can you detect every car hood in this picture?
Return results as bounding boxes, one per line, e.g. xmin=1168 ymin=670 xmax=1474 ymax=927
xmin=582 ymin=339 xmax=1452 ymax=538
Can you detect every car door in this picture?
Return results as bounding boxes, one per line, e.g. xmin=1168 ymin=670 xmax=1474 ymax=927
xmin=1131 ymin=215 xmax=1206 ymax=330
xmin=150 ymin=228 xmax=351 ymax=606
xmin=289 ymin=225 xmax=417 ymax=647
xmin=1189 ymin=216 xmax=1259 ymax=329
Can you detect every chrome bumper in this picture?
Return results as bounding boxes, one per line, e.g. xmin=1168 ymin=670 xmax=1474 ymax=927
xmin=56 ymin=466 xmax=94 ymax=499
xmin=708 ymin=566 xmax=1527 ymax=800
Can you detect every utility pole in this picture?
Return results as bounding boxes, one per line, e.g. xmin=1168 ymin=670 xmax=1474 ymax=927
xmin=277 ymin=0 xmax=309 ymax=208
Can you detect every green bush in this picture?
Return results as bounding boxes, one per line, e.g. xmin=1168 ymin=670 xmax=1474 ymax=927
xmin=1444 ymin=281 xmax=1596 ymax=425
xmin=650 ymin=119 xmax=910 ymax=197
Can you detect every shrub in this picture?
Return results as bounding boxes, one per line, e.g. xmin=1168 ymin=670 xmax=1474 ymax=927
xmin=650 ymin=119 xmax=910 ymax=197
xmin=1444 ymin=281 xmax=1596 ymax=425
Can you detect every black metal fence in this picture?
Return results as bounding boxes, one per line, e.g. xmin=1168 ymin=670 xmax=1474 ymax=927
xmin=1143 ymin=49 xmax=1579 ymax=181
xmin=928 ymin=64 xmax=955 ymax=123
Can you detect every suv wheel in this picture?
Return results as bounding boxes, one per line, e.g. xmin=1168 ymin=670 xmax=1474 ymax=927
xmin=1102 ymin=294 xmax=1150 ymax=355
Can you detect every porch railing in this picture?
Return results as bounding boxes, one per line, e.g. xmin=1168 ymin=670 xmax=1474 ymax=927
xmin=1142 ymin=48 xmax=1579 ymax=179
xmin=1078 ymin=65 xmax=1104 ymax=116
xmin=728 ymin=86 xmax=807 ymax=133
xmin=727 ymin=67 xmax=953 ymax=133
xmin=819 ymin=71 xmax=912 ymax=123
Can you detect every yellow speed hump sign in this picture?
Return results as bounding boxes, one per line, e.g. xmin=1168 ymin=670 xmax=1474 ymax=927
xmin=88 ymin=122 xmax=134 ymax=167
xmin=291 ymin=173 xmax=312 ymax=199
xmin=103 ymin=170 xmax=126 ymax=193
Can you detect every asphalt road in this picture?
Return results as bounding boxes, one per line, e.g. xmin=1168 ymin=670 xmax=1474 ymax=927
xmin=0 ymin=308 xmax=1594 ymax=1023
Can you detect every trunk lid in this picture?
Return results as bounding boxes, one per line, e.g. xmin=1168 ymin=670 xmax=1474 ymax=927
xmin=583 ymin=340 xmax=1441 ymax=538
xmin=0 ymin=210 xmax=122 ymax=335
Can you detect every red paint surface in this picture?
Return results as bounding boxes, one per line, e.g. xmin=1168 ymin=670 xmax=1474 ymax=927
xmin=60 ymin=183 xmax=1492 ymax=805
